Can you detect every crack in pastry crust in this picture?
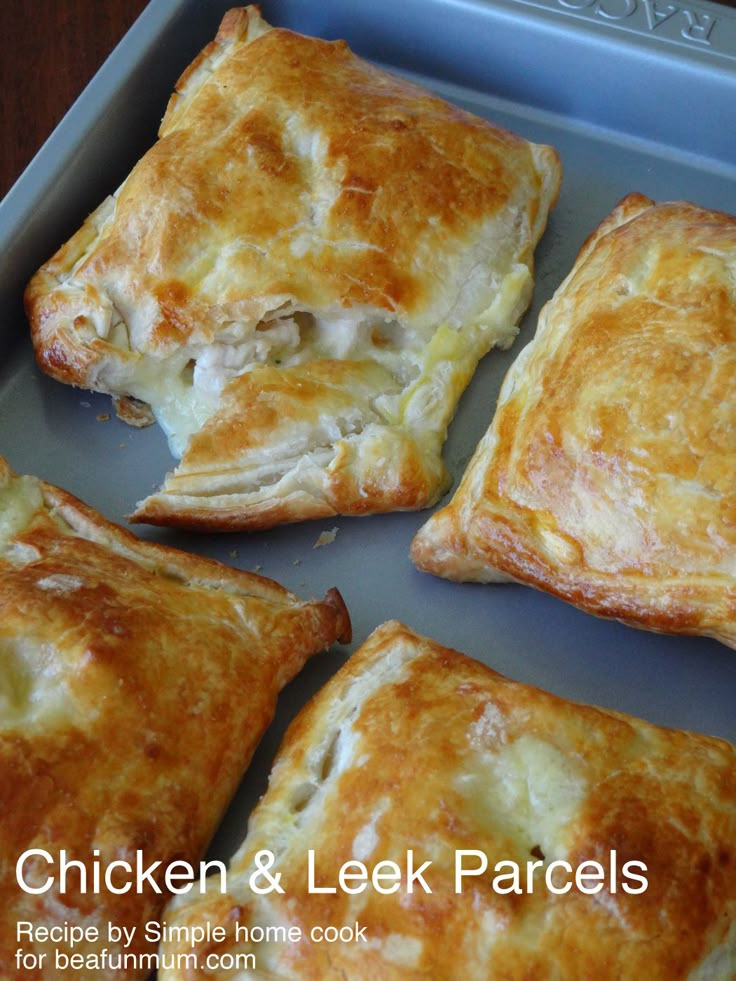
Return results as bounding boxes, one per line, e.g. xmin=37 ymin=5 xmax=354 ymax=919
xmin=25 ymin=5 xmax=561 ymax=531
xmin=412 ymin=194 xmax=736 ymax=649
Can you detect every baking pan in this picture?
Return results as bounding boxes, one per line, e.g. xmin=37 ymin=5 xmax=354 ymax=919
xmin=1 ymin=0 xmax=735 ymax=864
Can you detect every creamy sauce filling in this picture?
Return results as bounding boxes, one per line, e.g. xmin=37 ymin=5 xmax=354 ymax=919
xmin=123 ymin=310 xmax=419 ymax=458
xmin=0 ymin=474 xmax=43 ymax=555
xmin=117 ymin=268 xmax=527 ymax=463
xmin=122 ymin=355 xmax=220 ymax=458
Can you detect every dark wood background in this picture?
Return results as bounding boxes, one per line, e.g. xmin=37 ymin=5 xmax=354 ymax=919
xmin=0 ymin=0 xmax=148 ymax=200
xmin=1 ymin=0 xmax=735 ymax=201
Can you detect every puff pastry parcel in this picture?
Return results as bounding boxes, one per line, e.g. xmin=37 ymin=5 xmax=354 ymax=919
xmin=412 ymin=194 xmax=736 ymax=649
xmin=158 ymin=621 xmax=736 ymax=979
xmin=26 ymin=5 xmax=561 ymax=531
xmin=0 ymin=457 xmax=349 ymax=979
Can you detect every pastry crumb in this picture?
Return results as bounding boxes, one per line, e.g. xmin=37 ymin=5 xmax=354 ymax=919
xmin=229 ymin=549 xmax=239 ymax=559
xmin=313 ymin=527 xmax=339 ymax=549
xmin=96 ymin=413 xmax=110 ymax=423
xmin=293 ymin=558 xmax=302 ymax=566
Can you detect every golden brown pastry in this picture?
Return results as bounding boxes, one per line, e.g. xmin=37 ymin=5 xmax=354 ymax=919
xmin=25 ymin=5 xmax=561 ymax=531
xmin=158 ymin=621 xmax=736 ymax=979
xmin=412 ymin=194 xmax=736 ymax=649
xmin=0 ymin=456 xmax=349 ymax=980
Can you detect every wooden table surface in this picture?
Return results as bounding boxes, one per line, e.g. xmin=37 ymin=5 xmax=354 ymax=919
xmin=0 ymin=0 xmax=148 ymax=201
xmin=1 ymin=0 xmax=735 ymax=202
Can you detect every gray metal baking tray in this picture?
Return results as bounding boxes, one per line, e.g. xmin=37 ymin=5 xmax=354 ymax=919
xmin=1 ymin=0 xmax=735 ymax=859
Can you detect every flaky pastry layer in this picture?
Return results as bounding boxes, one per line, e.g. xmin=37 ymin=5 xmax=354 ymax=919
xmin=158 ymin=621 xmax=736 ymax=979
xmin=0 ymin=457 xmax=348 ymax=980
xmin=412 ymin=194 xmax=736 ymax=649
xmin=26 ymin=5 xmax=560 ymax=531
